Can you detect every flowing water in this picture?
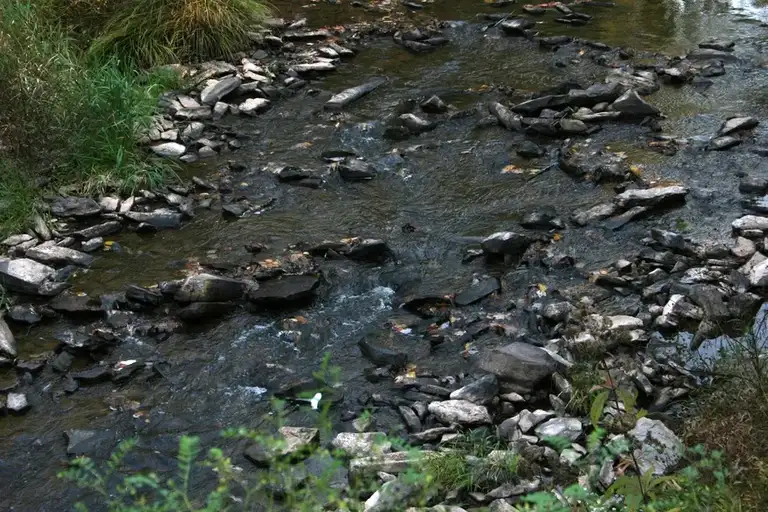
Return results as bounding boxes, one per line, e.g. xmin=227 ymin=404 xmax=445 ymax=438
xmin=3 ymin=0 xmax=768 ymax=509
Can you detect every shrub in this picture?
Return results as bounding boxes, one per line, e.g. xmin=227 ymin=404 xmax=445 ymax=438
xmin=90 ymin=0 xmax=272 ymax=68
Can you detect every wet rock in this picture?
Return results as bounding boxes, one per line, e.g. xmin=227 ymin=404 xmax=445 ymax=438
xmin=344 ymin=239 xmax=392 ymax=262
xmin=604 ymin=206 xmax=648 ymax=230
xmin=51 ymin=351 xmax=75 ymax=373
xmin=517 ymin=141 xmax=545 ymax=158
xmin=455 ymin=278 xmax=501 ymax=306
xmin=248 ymin=275 xmax=320 ymax=307
xmin=488 ymin=102 xmax=523 ymax=131
xmin=26 ymin=245 xmax=93 ymax=267
xmin=614 ymin=186 xmax=688 ymax=209
xmin=50 ymin=196 xmax=101 ymax=218
xmin=81 ymin=238 xmax=103 ymax=252
xmin=177 ymin=302 xmax=232 ymax=321
xmin=326 ymin=78 xmax=386 ymax=110
xmin=64 ymin=429 xmax=117 ymax=456
xmin=481 ymin=232 xmax=533 ymax=257
xmin=125 ymin=285 xmax=163 ymax=306
xmin=151 ymin=142 xmax=186 ymax=158
xmin=718 ymin=116 xmax=758 ymax=136
xmin=566 ymin=82 xmax=625 ymax=108
xmin=708 ymin=134 xmax=742 ymax=152
xmin=200 ymin=76 xmax=241 ymax=105
xmin=478 ymin=342 xmax=559 ymax=391
xmin=358 ymin=339 xmax=407 ymax=368
xmin=686 ymin=48 xmax=738 ymax=61
xmin=338 ymin=158 xmax=376 ymax=181
xmin=71 ymin=364 xmax=112 ymax=383
xmin=699 ymin=39 xmax=735 ymax=52
xmin=538 ymin=35 xmax=573 ymax=47
xmin=174 ymin=273 xmax=246 ymax=303
xmin=123 ymin=209 xmax=183 ymax=229
xmin=239 ymin=97 xmax=270 ymax=115
xmin=0 ymin=258 xmax=56 ymax=295
xmin=400 ymin=113 xmax=434 ymax=134
xmin=8 ymin=305 xmax=42 ymax=325
xmin=50 ymin=293 xmax=103 ymax=315
xmin=449 ymin=374 xmax=499 ymax=404
xmin=0 ymin=317 xmax=16 ymax=358
xmin=521 ymin=210 xmax=565 ymax=230
xmin=747 ymin=258 xmax=768 ymax=287
xmin=628 ymin=418 xmax=683 ymax=475
xmin=292 ymin=62 xmax=336 ymax=74
xmin=571 ymin=202 xmax=617 ymax=226
xmin=512 ymin=95 xmax=568 ymax=116
xmin=610 ymin=90 xmax=659 ymax=116
xmin=420 ymin=95 xmax=448 ymax=113
xmin=7 ymin=392 xmax=29 ymax=413
xmin=428 ymin=400 xmax=492 ymax=425
xmin=332 ymin=432 xmax=392 ymax=457
xmin=499 ymin=18 xmax=534 ymax=35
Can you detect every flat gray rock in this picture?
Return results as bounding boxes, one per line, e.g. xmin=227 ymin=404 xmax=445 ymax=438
xmin=0 ymin=258 xmax=56 ymax=295
xmin=26 ymin=245 xmax=94 ymax=267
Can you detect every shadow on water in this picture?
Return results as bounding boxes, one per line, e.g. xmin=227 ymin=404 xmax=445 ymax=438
xmin=4 ymin=0 xmax=768 ymax=509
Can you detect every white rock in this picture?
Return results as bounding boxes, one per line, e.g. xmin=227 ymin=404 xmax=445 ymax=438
xmin=427 ymin=400 xmax=492 ymax=425
xmin=607 ymin=315 xmax=644 ymax=331
xmin=7 ymin=392 xmax=29 ymax=413
xmin=748 ymin=258 xmax=768 ymax=287
xmin=200 ymin=76 xmax=241 ymax=105
xmin=0 ymin=258 xmax=55 ymax=295
xmin=332 ymin=432 xmax=392 ymax=457
xmin=731 ymin=236 xmax=756 ymax=259
xmin=151 ymin=142 xmax=186 ymax=158
xmin=733 ymin=215 xmax=768 ymax=232
xmin=628 ymin=418 xmax=683 ymax=475
xmin=239 ymin=98 xmax=271 ymax=116
xmin=534 ymin=417 xmax=583 ymax=441
xmin=1 ymin=234 xmax=33 ymax=246
xmin=740 ymin=251 xmax=767 ymax=276
xmin=518 ymin=409 xmax=555 ymax=433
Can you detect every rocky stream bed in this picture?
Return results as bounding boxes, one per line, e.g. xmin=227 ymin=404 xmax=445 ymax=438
xmin=4 ymin=0 xmax=768 ymax=510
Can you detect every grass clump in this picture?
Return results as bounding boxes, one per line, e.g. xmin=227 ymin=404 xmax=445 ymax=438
xmin=91 ymin=0 xmax=272 ymax=68
xmin=0 ymin=0 xmax=180 ymax=235
xmin=422 ymin=428 xmax=520 ymax=493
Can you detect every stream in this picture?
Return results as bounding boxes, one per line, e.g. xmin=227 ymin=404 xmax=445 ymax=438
xmin=4 ymin=0 xmax=768 ymax=509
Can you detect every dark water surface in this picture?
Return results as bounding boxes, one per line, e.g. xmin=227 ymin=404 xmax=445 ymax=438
xmin=3 ymin=0 xmax=768 ymax=509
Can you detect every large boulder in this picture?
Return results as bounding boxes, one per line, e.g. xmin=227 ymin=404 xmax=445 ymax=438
xmin=481 ymin=232 xmax=533 ymax=257
xmin=478 ymin=342 xmax=560 ymax=391
xmin=50 ymin=196 xmax=101 ymax=217
xmin=174 ymin=273 xmax=246 ymax=303
xmin=26 ymin=245 xmax=94 ymax=267
xmin=0 ymin=258 xmax=56 ymax=295
xmin=247 ymin=275 xmax=320 ymax=307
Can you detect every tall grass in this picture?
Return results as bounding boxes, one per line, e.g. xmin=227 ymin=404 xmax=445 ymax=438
xmin=91 ymin=0 xmax=272 ymax=68
xmin=0 ymin=0 xmax=179 ymax=235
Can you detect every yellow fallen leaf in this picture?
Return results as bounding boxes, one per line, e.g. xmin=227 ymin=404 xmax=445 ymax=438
xmin=104 ymin=240 xmax=114 ymax=247
xmin=537 ymin=283 xmax=548 ymax=293
xmin=405 ymin=364 xmax=417 ymax=379
xmin=502 ymin=164 xmax=522 ymax=174
xmin=578 ymin=49 xmax=585 ymax=55
xmin=553 ymin=232 xmax=562 ymax=241
xmin=629 ymin=164 xmax=643 ymax=176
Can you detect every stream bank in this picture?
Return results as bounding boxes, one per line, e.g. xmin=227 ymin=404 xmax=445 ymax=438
xmin=4 ymin=0 xmax=768 ymax=509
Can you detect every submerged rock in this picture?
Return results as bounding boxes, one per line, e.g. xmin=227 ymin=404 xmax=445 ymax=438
xmin=358 ymin=339 xmax=407 ymax=368
xmin=420 ymin=95 xmax=448 ymax=113
xmin=123 ymin=209 xmax=183 ymax=229
xmin=64 ymin=429 xmax=117 ymax=456
xmin=338 ymin=158 xmax=376 ymax=181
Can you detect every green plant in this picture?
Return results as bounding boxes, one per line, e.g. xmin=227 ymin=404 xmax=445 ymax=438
xmin=90 ymin=0 xmax=272 ymax=68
